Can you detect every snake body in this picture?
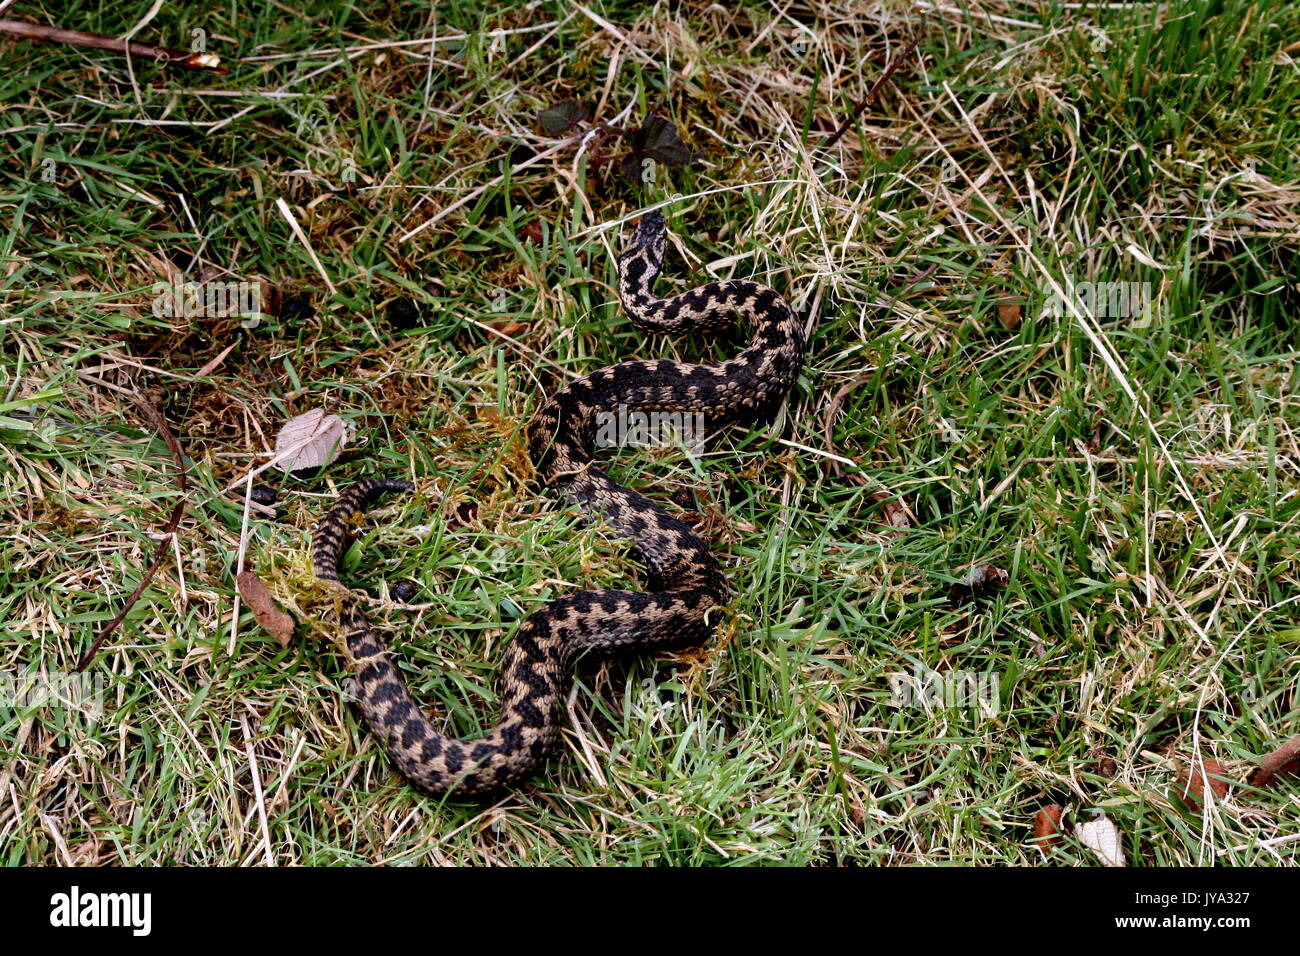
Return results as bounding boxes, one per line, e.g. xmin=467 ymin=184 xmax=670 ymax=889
xmin=313 ymin=211 xmax=805 ymax=795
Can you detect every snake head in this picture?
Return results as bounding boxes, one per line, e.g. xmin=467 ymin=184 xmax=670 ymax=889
xmin=634 ymin=209 xmax=666 ymax=243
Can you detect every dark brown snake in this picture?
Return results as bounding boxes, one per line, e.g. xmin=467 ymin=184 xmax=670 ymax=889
xmin=312 ymin=210 xmax=805 ymax=795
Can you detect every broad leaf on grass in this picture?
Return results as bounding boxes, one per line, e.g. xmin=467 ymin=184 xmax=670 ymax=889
xmin=619 ymin=114 xmax=695 ymax=183
xmin=274 ymin=408 xmax=348 ymax=474
xmin=537 ymin=100 xmax=590 ymax=134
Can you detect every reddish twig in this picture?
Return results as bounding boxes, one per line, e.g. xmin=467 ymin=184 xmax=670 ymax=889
xmin=823 ymin=34 xmax=923 ymax=149
xmin=76 ymin=395 xmax=189 ymax=672
xmin=0 ymin=18 xmax=229 ymax=73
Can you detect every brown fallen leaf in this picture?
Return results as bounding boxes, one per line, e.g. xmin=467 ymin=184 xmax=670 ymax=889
xmin=236 ymin=571 xmax=295 ymax=647
xmin=1175 ymin=758 xmax=1231 ymax=810
xmin=996 ymin=298 xmax=1023 ymax=330
xmin=872 ymin=490 xmax=911 ymax=529
xmin=1088 ymin=750 xmax=1118 ymax=779
xmin=1032 ymin=805 xmax=1065 ymax=849
xmin=486 ymin=318 xmax=529 ymax=337
xmin=1087 ymin=422 xmax=1105 ymax=455
xmin=1251 ymin=735 xmax=1300 ymax=787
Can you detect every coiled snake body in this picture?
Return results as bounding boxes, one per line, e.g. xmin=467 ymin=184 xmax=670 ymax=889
xmin=313 ymin=211 xmax=805 ymax=795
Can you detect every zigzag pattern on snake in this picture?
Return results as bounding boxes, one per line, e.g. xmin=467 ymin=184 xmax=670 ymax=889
xmin=312 ymin=210 xmax=805 ymax=795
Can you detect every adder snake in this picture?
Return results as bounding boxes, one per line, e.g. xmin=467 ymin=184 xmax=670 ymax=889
xmin=313 ymin=210 xmax=805 ymax=795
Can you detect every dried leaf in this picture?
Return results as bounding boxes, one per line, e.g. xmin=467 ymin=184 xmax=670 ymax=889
xmin=626 ymin=114 xmax=695 ymax=166
xmin=871 ymin=490 xmax=910 ymax=528
xmin=236 ymin=571 xmax=295 ymax=647
xmin=996 ymin=298 xmax=1023 ymax=330
xmin=618 ymin=114 xmax=695 ymax=184
xmin=1084 ymin=749 xmax=1118 ymax=778
xmin=486 ymin=319 xmax=529 ymax=337
xmin=621 ymin=152 xmax=650 ymax=185
xmin=537 ymin=99 xmax=590 ymax=135
xmin=1075 ymin=815 xmax=1125 ymax=867
xmin=1176 ymin=758 xmax=1231 ymax=809
xmin=1252 ymin=735 xmax=1300 ymax=786
xmin=949 ymin=564 xmax=1009 ymax=606
xmin=263 ymin=288 xmax=314 ymax=320
xmin=274 ymin=408 xmax=348 ymax=474
xmin=1032 ymin=805 xmax=1064 ymax=849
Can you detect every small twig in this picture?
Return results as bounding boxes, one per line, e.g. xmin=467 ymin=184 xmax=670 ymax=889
xmin=274 ymin=198 xmax=337 ymax=296
xmin=76 ymin=395 xmax=189 ymax=672
xmin=823 ymin=34 xmax=923 ymax=149
xmin=0 ymin=18 xmax=228 ymax=73
xmin=398 ymin=132 xmax=586 ymax=244
xmin=240 ymin=715 xmax=276 ymax=867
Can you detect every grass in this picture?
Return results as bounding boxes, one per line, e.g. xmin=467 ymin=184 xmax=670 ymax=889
xmin=1 ymin=0 xmax=1298 ymax=866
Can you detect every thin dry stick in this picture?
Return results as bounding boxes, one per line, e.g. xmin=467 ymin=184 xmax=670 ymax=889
xmin=76 ymin=395 xmax=189 ymax=672
xmin=240 ymin=715 xmax=276 ymax=867
xmin=274 ymin=197 xmax=337 ymax=295
xmin=398 ymin=134 xmax=584 ymax=244
xmin=823 ymin=34 xmax=924 ymax=149
xmin=0 ymin=18 xmax=228 ymax=72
